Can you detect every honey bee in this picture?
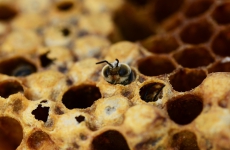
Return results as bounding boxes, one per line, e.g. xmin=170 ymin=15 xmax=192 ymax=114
xmin=96 ymin=59 xmax=135 ymax=85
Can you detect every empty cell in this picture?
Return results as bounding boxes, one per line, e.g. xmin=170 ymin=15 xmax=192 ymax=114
xmin=0 ymin=57 xmax=37 ymax=77
xmin=169 ymin=68 xmax=207 ymax=92
xmin=0 ymin=117 xmax=23 ymax=149
xmin=62 ymin=84 xmax=101 ymax=109
xmin=212 ymin=2 xmax=230 ymax=25
xmin=92 ymin=130 xmax=130 ymax=150
xmin=138 ymin=55 xmax=177 ymax=76
xmin=141 ymin=35 xmax=180 ymax=54
xmin=171 ymin=130 xmax=200 ymax=150
xmin=173 ymin=46 xmax=215 ymax=68
xmin=212 ymin=27 xmax=230 ymax=56
xmin=0 ymin=80 xmax=23 ymax=98
xmin=180 ymin=20 xmax=214 ymax=44
xmin=208 ymin=58 xmax=230 ymax=73
xmin=154 ymin=0 xmax=184 ymax=22
xmin=0 ymin=4 xmax=18 ymax=21
xmin=167 ymin=94 xmax=203 ymax=125
xmin=185 ymin=0 xmax=213 ymax=18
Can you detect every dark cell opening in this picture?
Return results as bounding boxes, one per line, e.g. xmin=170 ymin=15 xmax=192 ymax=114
xmin=138 ymin=55 xmax=176 ymax=76
xmin=171 ymin=130 xmax=200 ymax=150
xmin=27 ymin=131 xmax=52 ymax=149
xmin=56 ymin=1 xmax=74 ymax=11
xmin=169 ymin=68 xmax=207 ymax=92
xmin=61 ymin=28 xmax=71 ymax=36
xmin=139 ymin=83 xmax=165 ymax=102
xmin=167 ymin=94 xmax=203 ymax=125
xmin=125 ymin=0 xmax=150 ymax=6
xmin=0 ymin=80 xmax=23 ymax=98
xmin=180 ymin=20 xmax=213 ymax=44
xmin=141 ymin=35 xmax=179 ymax=54
xmin=32 ymin=104 xmax=49 ymax=122
xmin=212 ymin=2 xmax=230 ymax=25
xmin=185 ymin=0 xmax=213 ymax=18
xmin=0 ymin=117 xmax=23 ymax=149
xmin=39 ymin=52 xmax=54 ymax=68
xmin=0 ymin=4 xmax=18 ymax=21
xmin=0 ymin=57 xmax=36 ymax=77
xmin=154 ymin=0 xmax=184 ymax=22
xmin=208 ymin=60 xmax=230 ymax=73
xmin=92 ymin=130 xmax=130 ymax=150
xmin=75 ymin=115 xmax=85 ymax=123
xmin=212 ymin=27 xmax=230 ymax=57
xmin=62 ymin=84 xmax=101 ymax=109
xmin=112 ymin=6 xmax=153 ymax=42
xmin=173 ymin=46 xmax=215 ymax=68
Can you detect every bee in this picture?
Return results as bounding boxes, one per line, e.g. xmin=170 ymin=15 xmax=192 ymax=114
xmin=96 ymin=59 xmax=135 ymax=85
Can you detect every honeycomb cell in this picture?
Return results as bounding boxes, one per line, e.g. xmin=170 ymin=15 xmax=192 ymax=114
xmin=56 ymin=1 xmax=74 ymax=11
xmin=32 ymin=104 xmax=49 ymax=122
xmin=112 ymin=6 xmax=153 ymax=42
xmin=171 ymin=130 xmax=200 ymax=150
xmin=208 ymin=58 xmax=230 ymax=73
xmin=167 ymin=94 xmax=203 ymax=125
xmin=184 ymin=0 xmax=213 ymax=18
xmin=0 ymin=4 xmax=18 ymax=21
xmin=212 ymin=27 xmax=230 ymax=56
xmin=137 ymin=55 xmax=177 ymax=76
xmin=0 ymin=57 xmax=37 ymax=77
xmin=0 ymin=80 xmax=23 ymax=98
xmin=62 ymin=84 xmax=101 ymax=109
xmin=212 ymin=2 xmax=230 ymax=25
xmin=27 ymin=131 xmax=54 ymax=149
xmin=141 ymin=35 xmax=180 ymax=54
xmin=180 ymin=20 xmax=213 ymax=44
xmin=154 ymin=0 xmax=184 ymax=22
xmin=139 ymin=83 xmax=165 ymax=102
xmin=169 ymin=68 xmax=207 ymax=92
xmin=92 ymin=130 xmax=130 ymax=150
xmin=173 ymin=46 xmax=215 ymax=68
xmin=0 ymin=117 xmax=23 ymax=149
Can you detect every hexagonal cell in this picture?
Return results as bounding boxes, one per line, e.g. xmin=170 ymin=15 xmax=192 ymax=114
xmin=141 ymin=35 xmax=180 ymax=54
xmin=62 ymin=84 xmax=101 ymax=109
xmin=153 ymin=0 xmax=184 ymax=22
xmin=0 ymin=80 xmax=23 ymax=98
xmin=167 ymin=94 xmax=203 ymax=125
xmin=184 ymin=0 xmax=214 ymax=18
xmin=139 ymin=83 xmax=165 ymax=102
xmin=27 ymin=131 xmax=55 ymax=149
xmin=208 ymin=58 xmax=230 ymax=73
xmin=0 ymin=117 xmax=23 ymax=149
xmin=212 ymin=2 xmax=230 ymax=25
xmin=0 ymin=57 xmax=37 ymax=77
xmin=0 ymin=4 xmax=18 ymax=21
xmin=171 ymin=130 xmax=200 ymax=150
xmin=212 ymin=27 xmax=230 ymax=56
xmin=180 ymin=19 xmax=214 ymax=44
xmin=173 ymin=46 xmax=215 ymax=68
xmin=137 ymin=55 xmax=177 ymax=76
xmin=92 ymin=130 xmax=130 ymax=150
xmin=169 ymin=68 xmax=207 ymax=92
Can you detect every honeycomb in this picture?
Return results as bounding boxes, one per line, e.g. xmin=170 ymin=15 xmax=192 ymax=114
xmin=0 ymin=0 xmax=230 ymax=150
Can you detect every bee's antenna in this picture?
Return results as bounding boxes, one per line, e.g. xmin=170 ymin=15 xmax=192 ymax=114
xmin=115 ymin=59 xmax=119 ymax=68
xmin=96 ymin=60 xmax=113 ymax=68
